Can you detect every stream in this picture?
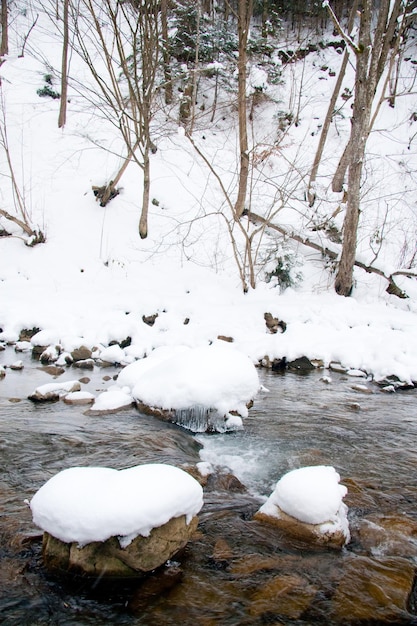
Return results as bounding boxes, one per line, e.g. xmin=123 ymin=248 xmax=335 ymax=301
xmin=1 ymin=347 xmax=417 ymax=625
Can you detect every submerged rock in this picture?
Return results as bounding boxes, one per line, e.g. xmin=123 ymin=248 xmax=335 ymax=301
xmin=330 ymin=554 xmax=415 ymax=623
xmin=249 ymin=573 xmax=317 ymax=619
xmin=42 ymin=515 xmax=198 ymax=577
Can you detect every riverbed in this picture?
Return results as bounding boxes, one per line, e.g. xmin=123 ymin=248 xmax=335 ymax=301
xmin=1 ymin=347 xmax=417 ymax=625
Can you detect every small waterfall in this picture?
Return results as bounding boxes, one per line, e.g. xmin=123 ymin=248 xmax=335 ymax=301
xmin=173 ymin=406 xmax=231 ymax=433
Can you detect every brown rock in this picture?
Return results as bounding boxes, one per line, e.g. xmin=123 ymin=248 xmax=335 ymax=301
xmin=357 ymin=514 xmax=417 ymax=557
xmin=264 ymin=312 xmax=286 ymax=334
xmin=37 ymin=365 xmax=65 ymax=377
xmin=128 ymin=565 xmax=183 ymax=613
xmin=330 ymin=555 xmax=415 ymax=622
xmin=249 ymin=573 xmax=317 ymax=619
xmin=254 ymin=506 xmax=347 ymax=549
xmin=42 ymin=514 xmax=198 ymax=578
xmin=211 ymin=538 xmax=233 ymax=563
xmin=72 ymin=358 xmax=94 ymax=370
xmin=71 ymin=346 xmax=92 ymax=362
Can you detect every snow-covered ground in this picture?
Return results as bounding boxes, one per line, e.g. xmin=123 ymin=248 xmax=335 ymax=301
xmin=1 ymin=4 xmax=417 ymax=387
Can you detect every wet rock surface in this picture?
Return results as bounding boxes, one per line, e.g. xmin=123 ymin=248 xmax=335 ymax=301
xmin=42 ymin=515 xmax=199 ymax=577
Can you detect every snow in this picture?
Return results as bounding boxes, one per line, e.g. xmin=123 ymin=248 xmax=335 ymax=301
xmin=122 ymin=343 xmax=259 ymax=418
xmin=0 ymin=9 xmax=416 ymax=388
xmin=258 ymin=465 xmax=350 ymax=540
xmin=89 ymin=343 xmax=259 ymax=427
xmin=89 ymin=387 xmax=133 ymax=412
xmin=1 ymin=4 xmax=417 ymax=545
xmin=29 ymin=464 xmax=204 ymax=547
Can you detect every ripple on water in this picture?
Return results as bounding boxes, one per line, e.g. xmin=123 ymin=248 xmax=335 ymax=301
xmin=1 ymin=352 xmax=417 ymax=624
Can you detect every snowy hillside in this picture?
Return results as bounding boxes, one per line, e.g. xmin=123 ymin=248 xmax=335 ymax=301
xmin=1 ymin=2 xmax=417 ymax=384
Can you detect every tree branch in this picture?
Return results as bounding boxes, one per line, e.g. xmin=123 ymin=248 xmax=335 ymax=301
xmin=248 ymin=211 xmax=413 ymax=298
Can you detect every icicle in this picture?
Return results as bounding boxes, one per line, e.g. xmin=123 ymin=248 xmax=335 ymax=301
xmin=173 ymin=406 xmax=233 ymax=433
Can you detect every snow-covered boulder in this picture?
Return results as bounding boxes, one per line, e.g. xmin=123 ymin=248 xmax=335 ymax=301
xmin=87 ymin=387 xmax=133 ymax=414
xmin=28 ymin=380 xmax=81 ymax=402
xmin=29 ymin=464 xmax=203 ymax=577
xmin=254 ymin=466 xmax=350 ymax=549
xmin=63 ymin=391 xmax=95 ymax=406
xmin=118 ymin=343 xmax=259 ymax=432
xmin=99 ymin=344 xmax=127 ymax=365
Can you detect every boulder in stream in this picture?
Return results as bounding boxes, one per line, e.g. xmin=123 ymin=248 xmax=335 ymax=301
xmin=42 ymin=514 xmax=198 ymax=577
xmin=29 ymin=464 xmax=203 ymax=578
xmin=254 ymin=465 xmax=350 ymax=549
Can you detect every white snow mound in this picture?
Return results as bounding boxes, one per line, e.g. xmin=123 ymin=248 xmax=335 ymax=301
xmin=30 ymin=464 xmax=204 ymax=548
xmin=261 ymin=465 xmax=348 ymax=525
xmin=120 ymin=343 xmax=259 ymax=418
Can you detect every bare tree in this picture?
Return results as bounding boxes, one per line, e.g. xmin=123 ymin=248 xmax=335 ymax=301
xmin=161 ymin=0 xmax=173 ymax=105
xmin=234 ymin=0 xmax=253 ymax=219
xmin=307 ymin=0 xmax=358 ymax=206
xmin=0 ymin=0 xmax=8 ymax=58
xmin=58 ymin=0 xmax=69 ymax=128
xmin=324 ymin=0 xmax=411 ymax=296
xmin=0 ymin=87 xmax=44 ymax=243
xmin=72 ymin=0 xmax=160 ymax=238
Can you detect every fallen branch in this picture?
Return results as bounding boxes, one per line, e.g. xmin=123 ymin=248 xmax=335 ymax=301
xmin=0 ymin=208 xmax=35 ymax=236
xmin=248 ymin=211 xmax=413 ymax=299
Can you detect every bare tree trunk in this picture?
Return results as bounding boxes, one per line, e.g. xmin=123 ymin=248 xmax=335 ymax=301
xmin=324 ymin=0 xmax=407 ymax=296
xmin=58 ymin=0 xmax=69 ymax=128
xmin=161 ymin=0 xmax=173 ymax=105
xmin=139 ymin=147 xmax=150 ymax=239
xmin=234 ymin=0 xmax=253 ymax=219
xmin=308 ymin=1 xmax=357 ymax=205
xmin=331 ymin=138 xmax=351 ymax=193
xmin=1 ymin=0 xmax=8 ymax=57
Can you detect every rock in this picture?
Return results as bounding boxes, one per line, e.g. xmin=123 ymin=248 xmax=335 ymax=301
xmin=288 ymin=356 xmax=315 ymax=371
xmin=32 ymin=345 xmax=48 ymax=360
xmin=42 ymin=515 xmax=199 ymax=578
xmin=350 ymin=383 xmax=373 ymax=394
xmin=10 ymin=361 xmax=24 ymax=370
xmin=19 ymin=327 xmax=41 ymax=342
xmin=211 ymin=537 xmax=233 ymax=564
xmin=15 ymin=341 xmax=32 ymax=352
xmin=128 ymin=564 xmax=183 ymax=613
xmin=357 ymin=514 xmax=417 ymax=558
xmin=249 ymin=573 xmax=317 ymax=619
xmin=142 ymin=313 xmax=158 ymax=326
xmin=329 ymin=361 xmax=347 ymax=373
xmin=205 ymin=471 xmax=246 ymax=493
xmin=40 ymin=345 xmax=60 ymax=363
xmin=63 ymin=391 xmax=95 ymax=406
xmin=264 ymin=312 xmax=286 ymax=334
xmin=28 ymin=380 xmax=81 ymax=402
xmin=72 ymin=358 xmax=94 ymax=370
xmin=330 ymin=555 xmax=415 ymax=623
xmin=254 ymin=506 xmax=348 ymax=549
xmin=99 ymin=344 xmax=126 ymax=365
xmin=71 ymin=346 xmax=92 ymax=362
xmin=254 ymin=466 xmax=350 ymax=549
xmin=37 ymin=365 xmax=65 ymax=377
xmin=86 ymin=389 xmax=133 ymax=414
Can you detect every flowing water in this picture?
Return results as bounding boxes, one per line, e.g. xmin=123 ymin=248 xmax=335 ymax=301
xmin=1 ymin=348 xmax=417 ymax=625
